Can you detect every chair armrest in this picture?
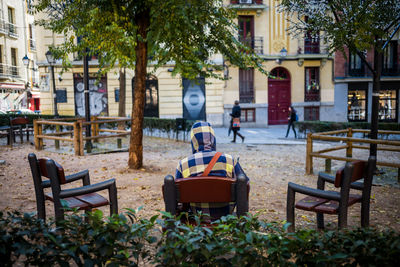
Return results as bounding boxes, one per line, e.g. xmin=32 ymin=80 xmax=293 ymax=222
xmin=59 ymin=179 xmax=116 ymax=198
xmin=287 ymin=182 xmax=341 ymax=201
xmin=65 ymin=170 xmax=90 ymax=185
xmin=318 ymin=172 xmax=335 ymax=184
xmin=318 ymin=171 xmax=363 ymax=190
xmin=41 ymin=179 xmax=51 ymax=188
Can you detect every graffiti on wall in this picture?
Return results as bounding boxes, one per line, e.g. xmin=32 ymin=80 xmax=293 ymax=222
xmin=73 ymin=73 xmax=108 ymax=117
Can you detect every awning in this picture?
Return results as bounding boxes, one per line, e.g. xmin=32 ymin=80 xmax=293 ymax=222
xmin=0 ymin=83 xmax=25 ymax=90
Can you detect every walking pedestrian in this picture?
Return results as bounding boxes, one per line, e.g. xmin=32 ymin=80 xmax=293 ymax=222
xmin=285 ymin=106 xmax=297 ymax=138
xmin=231 ymin=100 xmax=245 ymax=143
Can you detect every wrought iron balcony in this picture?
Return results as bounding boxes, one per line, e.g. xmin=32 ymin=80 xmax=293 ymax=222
xmin=229 ymin=0 xmax=266 ymax=10
xmin=231 ymin=0 xmax=263 ymax=5
xmin=297 ymin=37 xmax=329 ymax=55
xmin=7 ymin=22 xmax=18 ymax=38
xmin=30 ymin=38 xmax=36 ymax=51
xmin=0 ymin=19 xmax=7 ymax=35
xmin=0 ymin=64 xmax=20 ymax=79
xmin=239 ymin=36 xmax=263 ymax=55
xmin=342 ymin=62 xmax=400 ymax=78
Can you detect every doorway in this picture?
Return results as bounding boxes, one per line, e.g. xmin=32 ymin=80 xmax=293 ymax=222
xmin=132 ymin=75 xmax=159 ymax=118
xmin=268 ymin=67 xmax=291 ymax=125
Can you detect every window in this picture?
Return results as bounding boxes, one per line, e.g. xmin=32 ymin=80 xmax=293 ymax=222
xmin=114 ymin=88 xmax=119 ymax=102
xmin=239 ymin=68 xmax=254 ymax=103
xmin=304 ymin=17 xmax=320 ymax=54
xmin=349 ymin=52 xmax=364 ymax=76
xmin=379 ymin=89 xmax=397 ymax=121
xmin=304 ymin=106 xmax=319 ymax=121
xmin=56 ymin=89 xmax=67 ymax=103
xmin=0 ymin=46 xmax=3 ymax=74
xmin=304 ymin=67 xmax=320 ymax=101
xmin=382 ymin=41 xmax=398 ymax=75
xmin=240 ymin=108 xmax=255 ymax=122
xmin=7 ymin=7 xmax=15 ymax=35
xmin=347 ymin=86 xmax=367 ymax=121
xmin=10 ymin=48 xmax=17 ymax=76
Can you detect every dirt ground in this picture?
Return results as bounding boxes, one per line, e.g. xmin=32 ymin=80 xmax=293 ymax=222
xmin=1 ymin=136 xmax=399 ymax=231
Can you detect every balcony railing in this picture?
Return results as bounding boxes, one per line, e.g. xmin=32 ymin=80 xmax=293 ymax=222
xmin=343 ymin=62 xmax=400 ymax=77
xmin=30 ymin=38 xmax=36 ymax=51
xmin=7 ymin=22 xmax=18 ymax=38
xmin=0 ymin=63 xmax=20 ymax=78
xmin=297 ymin=38 xmax=329 ymax=55
xmin=239 ymin=36 xmax=263 ymax=55
xmin=0 ymin=19 xmax=7 ymax=35
xmin=231 ymin=0 xmax=263 ymax=4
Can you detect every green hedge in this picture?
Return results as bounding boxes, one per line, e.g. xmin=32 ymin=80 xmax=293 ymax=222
xmin=1 ymin=210 xmax=399 ymax=266
xmin=296 ymin=121 xmax=400 ymax=135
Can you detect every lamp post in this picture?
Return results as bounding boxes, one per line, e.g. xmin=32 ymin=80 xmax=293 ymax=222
xmin=22 ymin=55 xmax=30 ymax=109
xmin=45 ymin=50 xmax=59 ymax=117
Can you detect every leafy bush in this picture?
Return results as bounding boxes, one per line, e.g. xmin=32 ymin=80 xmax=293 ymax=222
xmin=1 ymin=210 xmax=399 ymax=266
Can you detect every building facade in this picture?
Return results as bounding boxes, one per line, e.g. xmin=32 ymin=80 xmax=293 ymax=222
xmin=333 ymin=41 xmax=400 ymax=123
xmin=35 ymin=0 xmax=336 ymax=127
xmin=0 ymin=0 xmax=38 ymax=112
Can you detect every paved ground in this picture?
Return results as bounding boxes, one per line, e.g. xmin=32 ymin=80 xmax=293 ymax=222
xmin=213 ymin=125 xmax=304 ymax=145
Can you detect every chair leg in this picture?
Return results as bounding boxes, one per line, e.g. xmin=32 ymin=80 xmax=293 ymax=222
xmin=361 ymin=202 xmax=370 ymax=227
xmin=338 ymin=210 xmax=348 ymax=229
xmin=317 ymin=212 xmax=324 ymax=229
xmin=109 ymin=182 xmax=118 ymax=215
xmin=286 ymin=186 xmax=295 ymax=232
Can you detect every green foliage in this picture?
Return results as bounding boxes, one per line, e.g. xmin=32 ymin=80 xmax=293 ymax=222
xmin=2 ymin=210 xmax=399 ymax=266
xmin=296 ymin=121 xmax=400 ymax=135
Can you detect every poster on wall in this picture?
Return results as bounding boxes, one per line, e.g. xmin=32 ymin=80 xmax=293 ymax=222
xmin=182 ymin=78 xmax=206 ymax=121
xmin=73 ymin=73 xmax=108 ymax=117
xmin=39 ymin=74 xmax=50 ymax=92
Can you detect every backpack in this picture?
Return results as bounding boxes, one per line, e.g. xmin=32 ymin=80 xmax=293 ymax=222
xmin=295 ymin=113 xmax=299 ymax=121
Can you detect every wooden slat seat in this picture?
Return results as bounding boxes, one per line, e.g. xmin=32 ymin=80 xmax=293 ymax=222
xmin=295 ymin=196 xmax=329 ymax=211
xmin=313 ymin=194 xmax=362 ymax=214
xmin=75 ymin=193 xmax=109 ymax=208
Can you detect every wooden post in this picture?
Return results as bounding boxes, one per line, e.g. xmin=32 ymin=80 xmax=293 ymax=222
xmin=91 ymin=116 xmax=99 ymax=143
xmin=79 ymin=120 xmax=84 ymax=156
xmin=33 ymin=120 xmax=40 ymax=150
xmin=38 ymin=122 xmax=43 ymax=150
xmin=55 ymin=125 xmax=60 ymax=150
xmin=306 ymin=133 xmax=313 ymax=174
xmin=73 ymin=121 xmax=80 ymax=156
xmin=325 ymin=159 xmax=332 ymax=173
xmin=346 ymin=128 xmax=353 ymax=158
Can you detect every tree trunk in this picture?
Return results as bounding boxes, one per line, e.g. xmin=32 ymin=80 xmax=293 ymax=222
xmin=128 ymin=8 xmax=150 ymax=169
xmin=370 ymin=41 xmax=382 ymax=161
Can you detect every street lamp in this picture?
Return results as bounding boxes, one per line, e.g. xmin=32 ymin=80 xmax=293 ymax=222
xmin=45 ymin=50 xmax=59 ymax=117
xmin=276 ymin=47 xmax=288 ymax=64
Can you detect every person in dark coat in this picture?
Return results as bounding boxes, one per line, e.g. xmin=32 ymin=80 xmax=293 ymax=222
xmin=231 ymin=100 xmax=245 ymax=143
xmin=285 ymin=106 xmax=297 ymax=138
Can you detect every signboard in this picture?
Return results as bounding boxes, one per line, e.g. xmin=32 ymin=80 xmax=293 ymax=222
xmin=182 ymin=78 xmax=206 ymax=121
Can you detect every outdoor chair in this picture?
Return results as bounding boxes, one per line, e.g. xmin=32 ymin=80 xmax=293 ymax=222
xmin=28 ymin=153 xmax=118 ymax=221
xmin=10 ymin=117 xmax=33 ymax=145
xmin=286 ymin=156 xmax=376 ymax=231
xmin=163 ymin=174 xmax=249 ymax=224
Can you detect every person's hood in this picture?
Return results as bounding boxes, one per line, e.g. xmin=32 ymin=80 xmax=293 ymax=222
xmin=190 ymin=121 xmax=216 ymax=154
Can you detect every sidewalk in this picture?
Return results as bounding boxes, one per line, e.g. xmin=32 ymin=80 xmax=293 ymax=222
xmin=213 ymin=125 xmax=305 ymax=145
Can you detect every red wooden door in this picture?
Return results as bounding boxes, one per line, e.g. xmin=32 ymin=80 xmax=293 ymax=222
xmin=268 ymin=68 xmax=291 ymax=125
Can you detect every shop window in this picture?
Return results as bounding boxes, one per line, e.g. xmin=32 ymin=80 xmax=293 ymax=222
xmin=304 ymin=67 xmax=320 ymax=101
xmin=347 ymin=89 xmax=367 ymax=121
xmin=304 ymin=106 xmax=319 ymax=121
xmin=240 ymin=108 xmax=255 ymax=122
xmin=379 ymin=89 xmax=397 ymax=121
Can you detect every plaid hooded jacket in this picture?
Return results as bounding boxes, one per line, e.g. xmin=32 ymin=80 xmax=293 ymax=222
xmin=175 ymin=121 xmax=247 ymax=220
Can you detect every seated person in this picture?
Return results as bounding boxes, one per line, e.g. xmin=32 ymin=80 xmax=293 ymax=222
xmin=175 ymin=121 xmax=248 ymax=221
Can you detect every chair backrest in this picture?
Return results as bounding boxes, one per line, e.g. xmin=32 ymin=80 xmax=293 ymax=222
xmin=37 ymin=158 xmax=67 ymax=184
xmin=176 ymin=177 xmax=235 ymax=203
xmin=334 ymin=160 xmax=366 ymax=188
xmin=11 ymin=117 xmax=29 ymax=126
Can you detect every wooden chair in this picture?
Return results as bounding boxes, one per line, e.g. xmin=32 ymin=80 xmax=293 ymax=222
xmin=163 ymin=174 xmax=249 ymax=224
xmin=10 ymin=117 xmax=33 ymax=145
xmin=28 ymin=153 xmax=118 ymax=221
xmin=287 ymin=156 xmax=376 ymax=231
